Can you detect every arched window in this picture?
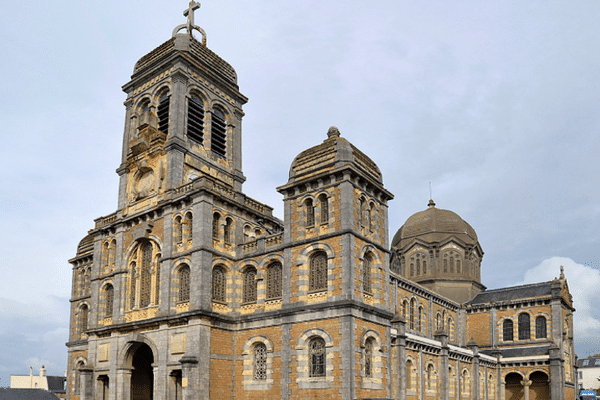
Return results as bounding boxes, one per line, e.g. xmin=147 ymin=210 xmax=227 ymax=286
xmin=391 ymin=257 xmax=401 ymax=274
xmin=187 ymin=93 xmax=204 ymax=144
xmin=309 ymin=337 xmax=326 ymax=377
xmin=436 ymin=313 xmax=443 ymax=331
xmin=406 ymin=359 xmax=413 ymax=390
xmin=212 ymin=213 xmax=220 ymax=239
xmin=422 ymin=259 xmax=427 ymax=274
xmin=319 ymin=195 xmax=328 ymax=224
xmin=461 ymin=370 xmax=469 ymax=394
xmin=183 ymin=212 xmax=192 ymax=242
xmin=79 ymin=305 xmax=88 ymax=335
xmin=305 ymin=199 xmax=315 ymax=227
xmin=427 ymin=364 xmax=434 ymax=390
xmin=211 ymin=108 xmax=227 ymax=158
xmin=536 ymin=316 xmax=547 ymax=338
xmin=418 ymin=307 xmax=423 ymax=332
xmin=129 ymin=262 xmax=137 ymax=309
xmin=179 ymin=265 xmax=190 ymax=302
xmin=105 ymin=285 xmax=114 ymax=318
xmin=139 ymin=243 xmax=153 ymax=308
xmin=85 ymin=268 xmax=91 ymax=295
xmin=443 ymin=258 xmax=448 ymax=273
xmin=416 ymin=258 xmax=421 ymax=275
xmin=503 ymin=319 xmax=514 ymax=341
xmin=212 ymin=266 xmax=226 ymax=303
xmin=243 ymin=267 xmax=257 ymax=303
xmin=157 ymin=92 xmax=170 ymax=134
xmin=174 ymin=215 xmax=183 ymax=244
xmin=409 ymin=298 xmax=416 ymax=330
xmin=362 ymin=254 xmax=372 ymax=294
xmin=367 ymin=202 xmax=373 ymax=232
xmin=449 ymin=256 xmax=454 ymax=273
xmin=410 ymin=263 xmax=414 ymax=277
xmin=253 ymin=343 xmax=267 ymax=380
xmin=403 ymin=300 xmax=409 ymax=319
xmin=155 ymin=255 xmax=161 ymax=305
xmin=266 ymin=262 xmax=282 ymax=299
xmin=309 ymin=251 xmax=327 ymax=292
xmin=518 ymin=313 xmax=530 ymax=340
xmin=456 ymin=259 xmax=461 ymax=274
xmin=364 ymin=337 xmax=374 ymax=378
xmin=359 ymin=198 xmax=366 ymax=228
xmin=224 ymin=218 xmax=233 ymax=244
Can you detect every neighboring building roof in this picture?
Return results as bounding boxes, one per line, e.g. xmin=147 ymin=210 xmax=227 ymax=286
xmin=45 ymin=377 xmax=65 ymax=394
xmin=391 ymin=200 xmax=479 ymax=250
xmin=0 ymin=388 xmax=59 ymax=400
xmin=467 ymin=282 xmax=552 ymax=306
xmin=578 ymin=355 xmax=600 ymax=368
xmin=287 ymin=127 xmax=383 ymax=185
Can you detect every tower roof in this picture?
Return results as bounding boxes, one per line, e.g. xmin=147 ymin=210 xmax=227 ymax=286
xmin=391 ymin=200 xmax=478 ymax=250
xmin=287 ymin=126 xmax=383 ymax=185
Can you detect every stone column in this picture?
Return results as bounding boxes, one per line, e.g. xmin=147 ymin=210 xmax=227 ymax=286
xmin=79 ymin=366 xmax=94 ymax=400
xmin=468 ymin=339 xmax=480 ymax=400
xmin=435 ymin=331 xmax=450 ymax=400
xmin=521 ymin=379 xmax=532 ymax=400
xmin=549 ymin=344 xmax=565 ymax=400
xmin=179 ymin=356 xmax=199 ymax=400
xmin=392 ymin=314 xmax=407 ymax=400
xmin=116 ymin=368 xmax=132 ymax=400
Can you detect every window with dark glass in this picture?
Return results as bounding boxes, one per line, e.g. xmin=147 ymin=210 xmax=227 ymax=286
xmin=410 ymin=298 xmax=416 ymax=329
xmin=105 ymin=285 xmax=114 ymax=318
xmin=319 ymin=195 xmax=328 ymax=224
xmin=129 ymin=262 xmax=137 ymax=309
xmin=80 ymin=305 xmax=88 ymax=334
xmin=306 ymin=199 xmax=315 ymax=227
xmin=179 ymin=265 xmax=190 ymax=302
xmin=309 ymin=252 xmax=327 ymax=292
xmin=536 ymin=316 xmax=547 ymax=338
xmin=224 ymin=218 xmax=232 ymax=244
xmin=362 ymin=255 xmax=372 ymax=294
xmin=254 ymin=343 xmax=267 ymax=380
xmin=309 ymin=337 xmax=326 ymax=377
xmin=267 ymin=262 xmax=282 ymax=299
xmin=364 ymin=338 xmax=374 ymax=378
xmin=187 ymin=94 xmax=204 ymax=144
xmin=212 ymin=213 xmax=220 ymax=239
xmin=243 ymin=267 xmax=257 ymax=303
xmin=503 ymin=319 xmax=514 ymax=341
xmin=212 ymin=266 xmax=226 ymax=303
xmin=518 ymin=313 xmax=531 ymax=340
xmin=139 ymin=243 xmax=152 ymax=308
xmin=211 ymin=109 xmax=226 ymax=158
xmin=157 ymin=93 xmax=170 ymax=134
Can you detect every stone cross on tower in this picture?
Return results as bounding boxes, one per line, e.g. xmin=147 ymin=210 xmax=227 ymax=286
xmin=172 ymin=1 xmax=207 ymax=45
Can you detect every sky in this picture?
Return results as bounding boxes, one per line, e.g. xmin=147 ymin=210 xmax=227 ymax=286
xmin=1 ymin=0 xmax=599 ymax=386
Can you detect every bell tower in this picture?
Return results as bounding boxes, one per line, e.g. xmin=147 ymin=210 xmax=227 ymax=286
xmin=116 ymin=1 xmax=248 ymax=212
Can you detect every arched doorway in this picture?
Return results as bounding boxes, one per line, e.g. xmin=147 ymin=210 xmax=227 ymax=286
xmin=529 ymin=371 xmax=550 ymax=400
xmin=131 ymin=343 xmax=154 ymax=400
xmin=505 ymin=372 xmax=524 ymax=400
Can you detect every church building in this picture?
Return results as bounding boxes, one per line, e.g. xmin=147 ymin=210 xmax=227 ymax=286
xmin=66 ymin=3 xmax=576 ymax=400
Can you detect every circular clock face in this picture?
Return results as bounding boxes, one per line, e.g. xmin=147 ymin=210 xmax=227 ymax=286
xmin=136 ymin=170 xmax=156 ymax=196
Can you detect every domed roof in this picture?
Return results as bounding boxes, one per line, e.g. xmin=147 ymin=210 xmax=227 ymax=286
xmin=392 ymin=200 xmax=478 ymax=250
xmin=132 ymin=34 xmax=238 ymax=87
xmin=288 ymin=127 xmax=383 ymax=184
xmin=77 ymin=234 xmax=94 ymax=255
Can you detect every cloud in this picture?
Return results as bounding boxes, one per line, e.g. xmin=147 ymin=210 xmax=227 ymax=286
xmin=519 ymin=257 xmax=600 ymax=357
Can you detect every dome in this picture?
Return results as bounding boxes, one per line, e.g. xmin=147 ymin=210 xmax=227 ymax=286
xmin=287 ymin=126 xmax=383 ymax=184
xmin=77 ymin=234 xmax=94 ymax=255
xmin=392 ymin=200 xmax=478 ymax=250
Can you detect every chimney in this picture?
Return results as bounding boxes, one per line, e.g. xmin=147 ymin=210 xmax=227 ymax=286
xmin=40 ymin=366 xmax=46 ymax=377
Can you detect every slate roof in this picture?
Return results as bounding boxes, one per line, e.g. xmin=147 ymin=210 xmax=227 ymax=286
xmin=481 ymin=345 xmax=550 ymax=358
xmin=0 ymin=389 xmax=59 ymax=400
xmin=467 ymin=282 xmax=552 ymax=306
xmin=45 ymin=377 xmax=65 ymax=394
xmin=578 ymin=355 xmax=600 ymax=368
